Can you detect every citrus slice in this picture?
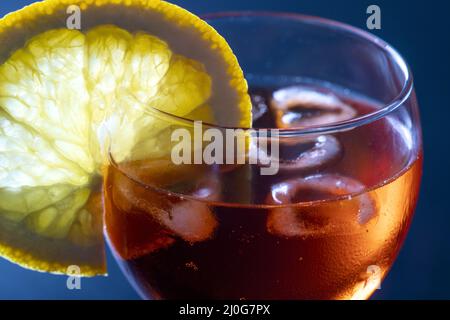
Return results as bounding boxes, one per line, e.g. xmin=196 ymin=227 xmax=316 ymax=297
xmin=0 ymin=0 xmax=252 ymax=275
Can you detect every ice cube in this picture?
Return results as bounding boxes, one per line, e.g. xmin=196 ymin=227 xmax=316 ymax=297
xmin=277 ymin=135 xmax=342 ymax=172
xmin=158 ymin=200 xmax=218 ymax=243
xmin=250 ymin=92 xmax=269 ymax=121
xmin=266 ymin=174 xmax=377 ymax=238
xmin=112 ymin=169 xmax=220 ymax=245
xmin=248 ymin=134 xmax=342 ymax=173
xmin=271 ymin=86 xmax=357 ymax=128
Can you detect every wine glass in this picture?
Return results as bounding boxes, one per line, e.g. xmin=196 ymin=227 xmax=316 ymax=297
xmin=104 ymin=12 xmax=422 ymax=300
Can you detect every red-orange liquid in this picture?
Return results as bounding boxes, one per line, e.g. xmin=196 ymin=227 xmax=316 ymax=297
xmin=104 ymin=87 xmax=422 ymax=300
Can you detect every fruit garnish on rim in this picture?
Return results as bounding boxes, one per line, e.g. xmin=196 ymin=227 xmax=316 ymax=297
xmin=0 ymin=0 xmax=252 ymax=275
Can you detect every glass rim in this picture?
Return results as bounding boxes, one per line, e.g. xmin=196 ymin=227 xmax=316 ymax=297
xmin=140 ymin=11 xmax=414 ymax=136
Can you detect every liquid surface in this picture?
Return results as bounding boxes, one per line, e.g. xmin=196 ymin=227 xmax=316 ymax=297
xmin=104 ymin=83 xmax=422 ymax=300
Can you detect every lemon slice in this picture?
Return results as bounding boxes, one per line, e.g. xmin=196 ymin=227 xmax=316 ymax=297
xmin=0 ymin=0 xmax=252 ymax=275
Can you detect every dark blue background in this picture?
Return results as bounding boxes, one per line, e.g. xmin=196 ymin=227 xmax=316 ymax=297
xmin=0 ymin=0 xmax=448 ymax=299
